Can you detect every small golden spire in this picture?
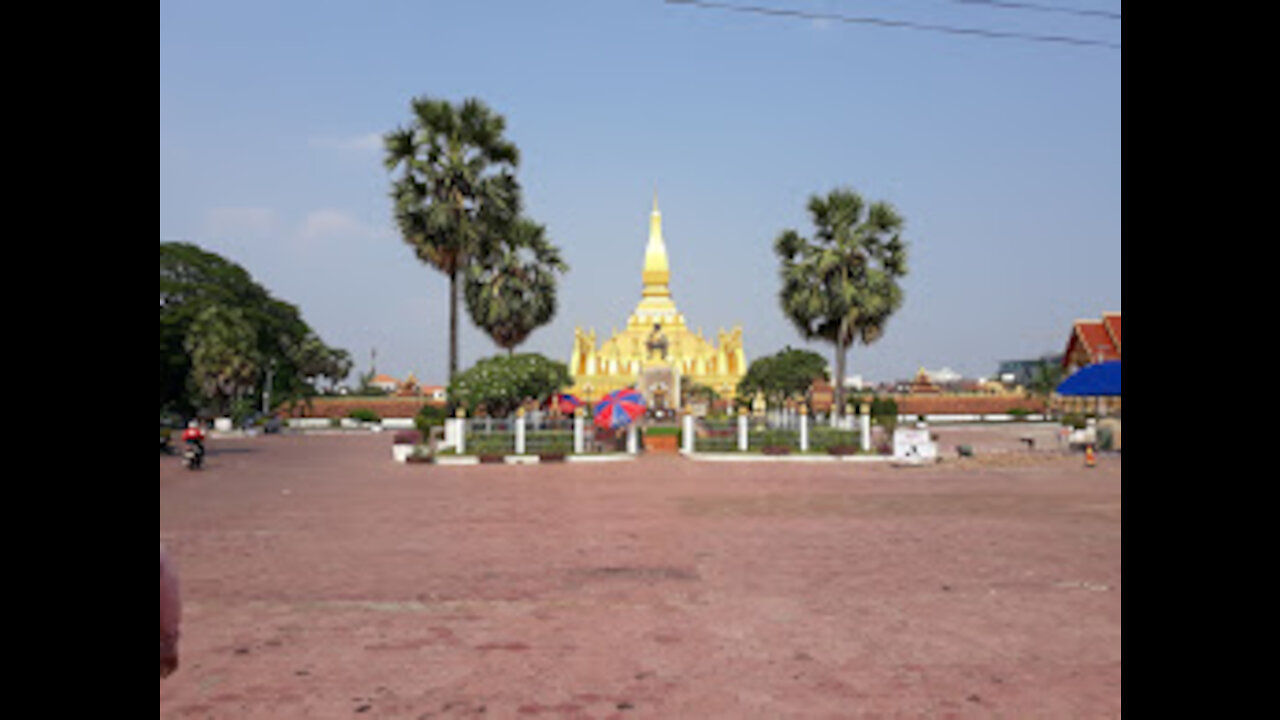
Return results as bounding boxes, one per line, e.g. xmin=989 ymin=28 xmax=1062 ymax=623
xmin=643 ymin=193 xmax=670 ymax=298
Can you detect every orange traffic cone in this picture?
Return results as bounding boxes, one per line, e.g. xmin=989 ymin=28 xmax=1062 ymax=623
xmin=1085 ymin=444 xmax=1096 ymax=468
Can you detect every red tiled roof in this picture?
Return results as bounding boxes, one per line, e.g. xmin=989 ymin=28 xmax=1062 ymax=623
xmin=1064 ymin=313 xmax=1121 ymax=368
xmin=1103 ymin=312 xmax=1121 ymax=352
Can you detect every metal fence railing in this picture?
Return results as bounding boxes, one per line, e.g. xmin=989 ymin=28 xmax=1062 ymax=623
xmin=687 ymin=413 xmax=866 ymax=454
xmin=445 ymin=412 xmax=633 ymax=456
xmin=524 ymin=417 xmax=575 ymax=455
xmin=439 ymin=410 xmax=872 ymax=457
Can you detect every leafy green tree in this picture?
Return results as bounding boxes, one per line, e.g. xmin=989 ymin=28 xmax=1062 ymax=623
xmin=775 ymin=188 xmax=908 ymax=419
xmin=384 ymin=96 xmax=522 ymax=381
xmin=160 ymin=242 xmax=349 ymax=415
xmin=184 ymin=304 xmax=261 ymax=417
xmin=1027 ymin=357 xmax=1066 ymax=397
xmin=736 ymin=347 xmax=828 ymax=406
xmin=465 ymin=217 xmax=568 ymax=354
xmin=291 ymin=333 xmax=353 ymax=394
xmin=681 ymin=381 xmax=721 ymax=407
xmin=447 ymin=353 xmax=572 ymax=418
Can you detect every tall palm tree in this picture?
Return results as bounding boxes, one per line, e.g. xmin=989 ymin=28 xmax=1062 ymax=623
xmin=465 ymin=218 xmax=568 ymax=355
xmin=775 ymin=188 xmax=908 ymax=419
xmin=384 ymin=96 xmax=522 ymax=381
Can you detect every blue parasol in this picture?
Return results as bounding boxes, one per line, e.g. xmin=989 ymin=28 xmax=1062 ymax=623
xmin=593 ymin=388 xmax=647 ymax=429
xmin=554 ymin=393 xmax=584 ymax=414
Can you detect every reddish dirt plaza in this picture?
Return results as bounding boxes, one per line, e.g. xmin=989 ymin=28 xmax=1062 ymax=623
xmin=160 ymin=429 xmax=1121 ymax=719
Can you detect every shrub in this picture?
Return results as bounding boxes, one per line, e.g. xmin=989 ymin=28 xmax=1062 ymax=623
xmin=751 ymin=428 xmax=799 ymax=451
xmin=870 ymin=396 xmax=898 ymax=434
xmin=1061 ymin=413 xmax=1089 ymax=430
xmin=809 ymin=426 xmax=858 ymax=452
xmin=415 ymin=404 xmax=450 ymax=436
xmin=348 ymin=408 xmax=381 ymax=423
xmin=527 ymin=430 xmax=573 ymax=451
xmin=467 ymin=432 xmax=514 ymax=456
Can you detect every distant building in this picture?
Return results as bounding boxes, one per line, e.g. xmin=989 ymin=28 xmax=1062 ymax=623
xmin=568 ymin=196 xmax=747 ymax=408
xmin=924 ymin=367 xmax=962 ymax=385
xmin=368 ymin=372 xmax=446 ymax=402
xmin=369 ymin=373 xmax=400 ymax=394
xmin=1055 ymin=312 xmax=1121 ymax=417
xmin=997 ymin=356 xmax=1063 ymax=387
xmin=1063 ymin=312 xmax=1122 ymax=373
xmin=908 ymin=368 xmax=941 ymax=394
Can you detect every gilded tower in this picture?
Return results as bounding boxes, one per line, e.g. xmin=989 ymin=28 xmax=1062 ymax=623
xmin=569 ymin=196 xmax=747 ymax=409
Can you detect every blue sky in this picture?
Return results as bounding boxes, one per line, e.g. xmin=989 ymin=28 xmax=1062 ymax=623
xmin=160 ymin=0 xmax=1121 ymax=386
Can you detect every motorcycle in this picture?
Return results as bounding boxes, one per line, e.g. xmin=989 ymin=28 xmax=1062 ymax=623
xmin=182 ymin=440 xmax=205 ymax=470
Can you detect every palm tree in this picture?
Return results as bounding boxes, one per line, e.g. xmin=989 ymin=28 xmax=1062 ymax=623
xmin=384 ymin=96 xmax=522 ymax=381
xmin=184 ymin=304 xmax=262 ymax=417
xmin=465 ymin=217 xmax=568 ymax=355
xmin=775 ymin=188 xmax=908 ymax=419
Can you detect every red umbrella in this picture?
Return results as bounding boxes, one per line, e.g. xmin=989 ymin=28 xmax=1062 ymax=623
xmin=553 ymin=393 xmax=584 ymax=414
xmin=593 ymin=388 xmax=646 ymax=429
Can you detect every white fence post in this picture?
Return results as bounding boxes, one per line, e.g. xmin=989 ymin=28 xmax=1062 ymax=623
xmin=799 ymin=405 xmax=809 ymax=452
xmin=455 ymin=409 xmax=467 ymax=455
xmin=683 ymin=411 xmax=694 ymax=454
xmin=626 ymin=424 xmax=638 ymax=454
xmin=738 ymin=408 xmax=748 ymax=452
xmin=515 ymin=408 xmax=526 ymax=455
xmin=573 ymin=409 xmax=584 ymax=454
xmin=860 ymin=401 xmax=872 ymax=453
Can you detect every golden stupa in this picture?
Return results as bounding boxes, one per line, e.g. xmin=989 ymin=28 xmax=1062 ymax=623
xmin=568 ymin=196 xmax=747 ymax=409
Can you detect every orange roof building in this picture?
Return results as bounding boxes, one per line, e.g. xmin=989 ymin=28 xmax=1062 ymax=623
xmin=908 ymin=367 xmax=941 ymax=394
xmin=369 ymin=373 xmax=400 ymax=393
xmin=1063 ymin=312 xmax=1121 ymax=373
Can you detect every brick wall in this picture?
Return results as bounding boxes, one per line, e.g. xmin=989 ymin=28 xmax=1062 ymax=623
xmin=893 ymin=394 xmax=1047 ymax=416
xmin=287 ymin=396 xmax=441 ymax=419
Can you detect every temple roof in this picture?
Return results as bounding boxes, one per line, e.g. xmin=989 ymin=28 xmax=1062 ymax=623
xmin=1064 ymin=312 xmax=1122 ymax=369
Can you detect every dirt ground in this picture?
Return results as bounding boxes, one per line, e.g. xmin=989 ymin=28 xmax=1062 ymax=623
xmin=160 ymin=426 xmax=1121 ymax=719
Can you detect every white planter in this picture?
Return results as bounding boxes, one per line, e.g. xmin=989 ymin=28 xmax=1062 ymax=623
xmin=392 ymin=444 xmax=415 ymax=463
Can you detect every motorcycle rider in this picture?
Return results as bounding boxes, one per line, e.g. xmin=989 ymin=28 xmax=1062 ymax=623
xmin=181 ymin=420 xmax=205 ymax=467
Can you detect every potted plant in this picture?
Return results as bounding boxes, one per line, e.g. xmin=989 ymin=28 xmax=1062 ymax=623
xmin=392 ymin=430 xmax=422 ymax=463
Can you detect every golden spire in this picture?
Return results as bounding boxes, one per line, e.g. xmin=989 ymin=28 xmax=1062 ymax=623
xmin=642 ymin=191 xmax=670 ymax=298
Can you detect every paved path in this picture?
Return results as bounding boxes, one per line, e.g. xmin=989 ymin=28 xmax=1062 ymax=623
xmin=160 ymin=431 xmax=1121 ymax=718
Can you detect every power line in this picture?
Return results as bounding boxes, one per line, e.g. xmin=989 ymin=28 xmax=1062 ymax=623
xmin=665 ymin=0 xmax=1122 ymax=50
xmin=936 ymin=0 xmax=1121 ymax=22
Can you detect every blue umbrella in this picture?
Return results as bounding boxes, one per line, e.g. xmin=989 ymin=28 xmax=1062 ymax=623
xmin=1056 ymin=361 xmax=1121 ymax=396
xmin=594 ymin=388 xmax=647 ymax=430
xmin=553 ymin=393 xmax=583 ymax=414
